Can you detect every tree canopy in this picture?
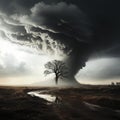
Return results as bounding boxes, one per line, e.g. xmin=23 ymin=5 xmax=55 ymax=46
xmin=44 ymin=60 xmax=69 ymax=84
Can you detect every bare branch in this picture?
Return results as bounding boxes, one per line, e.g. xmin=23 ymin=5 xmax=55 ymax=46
xmin=45 ymin=62 xmax=54 ymax=70
xmin=44 ymin=70 xmax=53 ymax=76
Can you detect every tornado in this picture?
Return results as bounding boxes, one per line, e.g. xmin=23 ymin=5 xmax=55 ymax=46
xmin=26 ymin=26 xmax=92 ymax=86
xmin=24 ymin=2 xmax=93 ymax=86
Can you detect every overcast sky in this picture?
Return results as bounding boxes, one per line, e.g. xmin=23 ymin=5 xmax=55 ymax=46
xmin=0 ymin=0 xmax=120 ymax=86
xmin=76 ymin=57 xmax=120 ymax=85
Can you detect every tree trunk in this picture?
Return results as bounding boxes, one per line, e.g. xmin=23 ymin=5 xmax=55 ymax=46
xmin=55 ymin=75 xmax=59 ymax=85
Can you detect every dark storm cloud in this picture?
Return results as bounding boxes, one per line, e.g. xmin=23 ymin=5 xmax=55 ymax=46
xmin=11 ymin=33 xmax=33 ymax=41
xmin=58 ymin=0 xmax=120 ymax=57
xmin=0 ymin=0 xmax=120 ymax=81
xmin=0 ymin=0 xmax=40 ymax=15
xmin=0 ymin=0 xmax=15 ymax=15
xmin=0 ymin=19 xmax=26 ymax=34
xmin=28 ymin=2 xmax=89 ymax=33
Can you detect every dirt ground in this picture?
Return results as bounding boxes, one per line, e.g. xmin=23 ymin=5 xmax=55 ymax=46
xmin=0 ymin=85 xmax=120 ymax=120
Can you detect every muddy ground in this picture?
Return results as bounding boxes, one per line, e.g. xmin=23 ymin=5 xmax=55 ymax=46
xmin=0 ymin=85 xmax=120 ymax=120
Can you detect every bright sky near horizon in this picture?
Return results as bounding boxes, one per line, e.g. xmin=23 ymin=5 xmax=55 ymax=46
xmin=76 ymin=58 xmax=120 ymax=85
xmin=0 ymin=37 xmax=64 ymax=86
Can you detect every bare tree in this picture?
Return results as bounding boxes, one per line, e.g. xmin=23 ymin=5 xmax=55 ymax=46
xmin=44 ymin=60 xmax=69 ymax=84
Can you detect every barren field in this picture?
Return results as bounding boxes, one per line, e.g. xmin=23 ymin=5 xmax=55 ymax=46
xmin=0 ymin=86 xmax=120 ymax=120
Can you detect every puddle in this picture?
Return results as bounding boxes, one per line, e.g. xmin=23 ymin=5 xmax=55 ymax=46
xmin=27 ymin=91 xmax=56 ymax=103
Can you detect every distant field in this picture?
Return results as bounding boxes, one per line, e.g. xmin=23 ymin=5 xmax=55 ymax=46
xmin=0 ymin=86 xmax=120 ymax=120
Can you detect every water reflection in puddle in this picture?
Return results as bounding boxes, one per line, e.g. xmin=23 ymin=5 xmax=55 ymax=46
xmin=27 ymin=91 xmax=61 ymax=104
